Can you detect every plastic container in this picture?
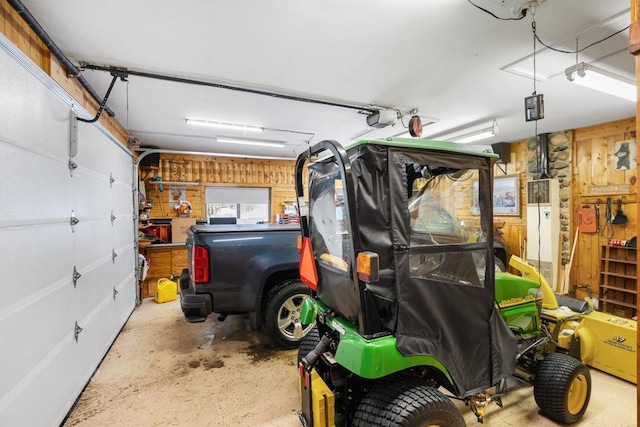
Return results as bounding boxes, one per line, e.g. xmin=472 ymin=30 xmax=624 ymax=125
xmin=154 ymin=278 xmax=177 ymax=303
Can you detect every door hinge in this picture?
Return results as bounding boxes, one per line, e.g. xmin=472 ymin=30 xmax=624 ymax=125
xmin=68 ymin=159 xmax=78 ymax=177
xmin=111 ymin=210 xmax=116 ymax=225
xmin=70 ymin=211 xmax=79 ymax=233
xmin=112 ymin=249 xmax=118 ymax=263
xmin=74 ymin=321 xmax=83 ymax=343
xmin=110 ymin=172 xmax=115 ymax=187
xmin=113 ymin=287 xmax=119 ymax=300
xmin=72 ymin=266 xmax=82 ymax=288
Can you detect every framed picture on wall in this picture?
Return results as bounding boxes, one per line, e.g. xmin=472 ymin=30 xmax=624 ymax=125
xmin=493 ymin=175 xmax=520 ymax=216
xmin=471 ymin=175 xmax=520 ymax=216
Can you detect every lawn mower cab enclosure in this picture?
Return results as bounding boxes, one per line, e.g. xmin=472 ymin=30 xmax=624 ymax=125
xmin=295 ymin=138 xmax=591 ymax=426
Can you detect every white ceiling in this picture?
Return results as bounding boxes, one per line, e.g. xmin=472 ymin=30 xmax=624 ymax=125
xmin=17 ymin=0 xmax=635 ymax=159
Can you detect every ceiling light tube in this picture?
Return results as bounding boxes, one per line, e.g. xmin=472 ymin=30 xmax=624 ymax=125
xmin=185 ymin=118 xmax=264 ymax=132
xmin=216 ymin=137 xmax=285 ymax=148
xmin=565 ymin=62 xmax=636 ymax=102
xmin=451 ymin=120 xmax=499 ymax=144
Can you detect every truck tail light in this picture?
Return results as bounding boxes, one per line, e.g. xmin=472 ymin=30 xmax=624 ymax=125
xmin=296 ymin=235 xmax=303 ymax=253
xmin=193 ymin=244 xmax=210 ymax=284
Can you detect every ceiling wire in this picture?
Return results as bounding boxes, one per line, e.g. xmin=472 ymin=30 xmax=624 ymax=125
xmin=468 ymin=0 xmax=629 ymax=55
xmin=530 ymin=8 xmax=543 ymax=283
xmin=467 ymin=0 xmax=527 ymax=20
xmin=535 ymin=25 xmax=630 ymax=54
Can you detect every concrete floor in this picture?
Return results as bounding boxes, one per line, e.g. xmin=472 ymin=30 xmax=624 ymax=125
xmin=63 ymin=298 xmax=637 ymax=426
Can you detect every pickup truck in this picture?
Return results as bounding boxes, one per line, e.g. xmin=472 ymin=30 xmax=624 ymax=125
xmin=179 ymin=223 xmax=315 ymax=349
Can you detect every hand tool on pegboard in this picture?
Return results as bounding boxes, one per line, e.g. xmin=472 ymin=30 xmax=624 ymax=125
xmin=612 ymin=198 xmax=628 ymax=225
xmin=601 ymin=197 xmax=613 ymax=238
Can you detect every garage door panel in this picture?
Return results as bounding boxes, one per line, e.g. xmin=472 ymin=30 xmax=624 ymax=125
xmin=75 ymin=125 xmax=114 ymax=177
xmin=0 ymin=281 xmax=134 ymax=427
xmin=0 ymin=42 xmax=136 ymax=426
xmin=110 ymin=147 xmax=133 ymax=184
xmin=111 ymin=185 xmax=135 ymax=216
xmin=0 ymin=224 xmax=73 ymax=311
xmin=0 ymin=143 xmax=72 ymax=224
xmin=0 ymin=272 xmax=135 ymax=422
xmin=112 ymin=219 xmax=136 ymax=251
xmin=72 ymin=264 xmax=128 ymax=317
xmin=71 ymin=219 xmax=113 ymax=266
xmin=0 ymin=54 xmax=71 ymax=161
xmin=0 ymin=282 xmax=77 ymax=398
xmin=111 ymin=248 xmax=137 ymax=289
xmin=72 ymin=171 xmax=112 ymax=218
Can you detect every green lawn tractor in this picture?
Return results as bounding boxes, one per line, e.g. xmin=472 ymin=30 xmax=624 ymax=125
xmin=294 ymin=138 xmax=592 ymax=426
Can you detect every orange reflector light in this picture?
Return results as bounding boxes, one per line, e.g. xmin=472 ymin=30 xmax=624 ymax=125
xmin=297 ymin=235 xmax=303 ymax=253
xmin=357 ymin=251 xmax=379 ymax=283
xmin=299 ymin=237 xmax=318 ymax=290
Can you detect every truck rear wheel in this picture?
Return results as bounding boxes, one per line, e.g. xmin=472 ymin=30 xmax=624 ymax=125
xmin=534 ymin=352 xmax=591 ymax=424
xmin=352 ymin=376 xmax=465 ymax=427
xmin=264 ymin=280 xmax=315 ymax=349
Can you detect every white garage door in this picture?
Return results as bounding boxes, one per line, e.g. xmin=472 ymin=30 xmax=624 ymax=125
xmin=0 ymin=36 xmax=136 ymax=426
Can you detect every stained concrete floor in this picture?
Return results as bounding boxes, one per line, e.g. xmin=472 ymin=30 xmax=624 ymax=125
xmin=63 ymin=298 xmax=637 ymax=426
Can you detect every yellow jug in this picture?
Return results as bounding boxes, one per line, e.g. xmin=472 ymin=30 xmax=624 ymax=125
xmin=154 ymin=278 xmax=177 ymax=303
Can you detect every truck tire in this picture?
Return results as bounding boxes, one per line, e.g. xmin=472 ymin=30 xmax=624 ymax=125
xmin=264 ymin=280 xmax=315 ymax=349
xmin=534 ymin=352 xmax=591 ymax=424
xmin=352 ymin=376 xmax=465 ymax=427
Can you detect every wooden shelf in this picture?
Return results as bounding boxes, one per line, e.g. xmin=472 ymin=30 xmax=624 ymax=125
xmin=601 ymin=272 xmax=637 ymax=280
xmin=599 ymin=244 xmax=637 ymax=319
xmin=601 ymin=285 xmax=637 ymax=294
xmin=600 ymin=258 xmax=636 ymax=265
xmin=599 ymin=298 xmax=637 ymax=309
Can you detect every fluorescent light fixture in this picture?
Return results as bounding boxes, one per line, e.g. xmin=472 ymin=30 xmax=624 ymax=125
xmin=565 ymin=62 xmax=636 ymax=102
xmin=451 ymin=120 xmax=499 ymax=144
xmin=185 ymin=118 xmax=264 ymax=133
xmin=216 ymin=137 xmax=285 ymax=148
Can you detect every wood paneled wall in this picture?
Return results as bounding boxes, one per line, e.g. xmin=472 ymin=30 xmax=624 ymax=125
xmin=141 ymin=154 xmax=297 ymax=222
xmin=0 ymin=0 xmax=129 ymax=146
xmin=496 ymin=118 xmax=637 ymax=299
xmin=570 ymin=117 xmax=637 ymax=299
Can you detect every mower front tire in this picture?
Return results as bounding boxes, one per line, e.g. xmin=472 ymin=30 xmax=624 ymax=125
xmin=534 ymin=352 xmax=591 ymax=424
xmin=352 ymin=376 xmax=465 ymax=427
xmin=297 ymin=326 xmax=320 ymax=365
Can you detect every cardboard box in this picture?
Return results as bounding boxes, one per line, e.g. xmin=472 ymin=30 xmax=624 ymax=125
xmin=171 ymin=218 xmax=196 ymax=243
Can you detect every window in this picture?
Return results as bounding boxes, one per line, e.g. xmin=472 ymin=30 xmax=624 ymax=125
xmin=407 ymin=168 xmax=486 ymax=287
xmin=205 ymin=187 xmax=270 ymax=224
xmin=309 ymin=178 xmax=350 ymax=271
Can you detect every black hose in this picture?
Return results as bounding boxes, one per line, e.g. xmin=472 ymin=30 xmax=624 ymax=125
xmin=7 ymin=0 xmax=116 ymax=118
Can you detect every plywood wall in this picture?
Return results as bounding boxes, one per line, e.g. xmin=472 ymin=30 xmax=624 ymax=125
xmin=141 ymin=154 xmax=297 ymax=222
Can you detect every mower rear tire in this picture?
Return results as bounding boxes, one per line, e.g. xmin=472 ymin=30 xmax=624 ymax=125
xmin=352 ymin=376 xmax=464 ymax=427
xmin=534 ymin=352 xmax=591 ymax=424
